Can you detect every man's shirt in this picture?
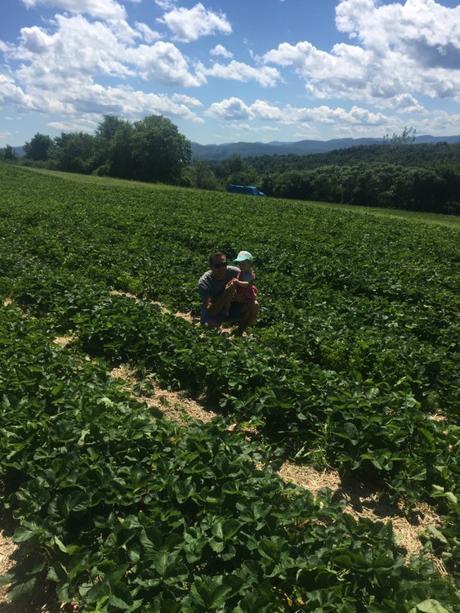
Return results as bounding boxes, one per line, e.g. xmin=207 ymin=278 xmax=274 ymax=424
xmin=198 ymin=266 xmax=240 ymax=304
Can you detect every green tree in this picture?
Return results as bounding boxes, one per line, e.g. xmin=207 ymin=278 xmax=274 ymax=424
xmin=24 ymin=133 xmax=53 ymax=161
xmin=131 ymin=115 xmax=191 ymax=183
xmin=96 ymin=115 xmax=126 ymax=142
xmin=93 ymin=115 xmax=127 ymax=173
xmin=106 ymin=120 xmax=135 ymax=179
xmin=383 ymin=126 xmax=417 ymax=146
xmin=1 ymin=145 xmax=17 ymax=161
xmin=50 ymin=132 xmax=96 ymax=173
xmin=185 ymin=161 xmax=219 ymax=190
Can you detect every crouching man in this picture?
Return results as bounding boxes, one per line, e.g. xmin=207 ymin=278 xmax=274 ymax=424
xmin=198 ymin=251 xmax=258 ymax=336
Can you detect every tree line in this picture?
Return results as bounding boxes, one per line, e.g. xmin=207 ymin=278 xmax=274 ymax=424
xmin=2 ymin=115 xmax=459 ymax=214
xmin=182 ymin=146 xmax=460 ymax=214
xmin=4 ymin=115 xmax=191 ymax=184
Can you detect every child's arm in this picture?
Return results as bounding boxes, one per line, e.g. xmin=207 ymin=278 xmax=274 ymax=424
xmin=234 ymin=270 xmax=255 ymax=287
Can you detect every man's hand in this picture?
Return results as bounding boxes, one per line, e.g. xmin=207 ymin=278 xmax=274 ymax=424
xmin=224 ymin=279 xmax=237 ymax=297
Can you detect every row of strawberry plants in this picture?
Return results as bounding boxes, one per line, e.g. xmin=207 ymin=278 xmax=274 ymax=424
xmin=3 ymin=305 xmax=458 ymax=610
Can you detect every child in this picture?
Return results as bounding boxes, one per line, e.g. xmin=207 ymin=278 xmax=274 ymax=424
xmin=221 ymin=251 xmax=257 ymax=316
xmin=232 ymin=250 xmax=258 ymax=302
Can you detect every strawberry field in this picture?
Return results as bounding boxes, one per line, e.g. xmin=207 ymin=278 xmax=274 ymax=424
xmin=0 ymin=164 xmax=459 ymax=611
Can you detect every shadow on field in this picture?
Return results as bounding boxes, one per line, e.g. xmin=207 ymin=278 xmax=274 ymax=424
xmin=0 ymin=509 xmax=62 ymax=613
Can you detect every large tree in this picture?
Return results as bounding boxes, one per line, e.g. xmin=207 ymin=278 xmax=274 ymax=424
xmin=24 ymin=133 xmax=53 ymax=161
xmin=130 ymin=115 xmax=191 ymax=183
xmin=50 ymin=132 xmax=96 ymax=174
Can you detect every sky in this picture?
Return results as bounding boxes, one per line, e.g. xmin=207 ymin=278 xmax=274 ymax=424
xmin=0 ymin=0 xmax=459 ymax=146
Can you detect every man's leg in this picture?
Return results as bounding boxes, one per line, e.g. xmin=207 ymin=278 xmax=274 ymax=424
xmin=200 ymin=306 xmax=223 ymax=329
xmin=235 ymin=300 xmax=259 ymax=336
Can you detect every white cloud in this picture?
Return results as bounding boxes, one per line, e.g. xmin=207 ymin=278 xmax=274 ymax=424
xmin=382 ymin=94 xmax=425 ymax=114
xmin=207 ymin=97 xmax=388 ymax=127
xmin=198 ymin=60 xmax=280 ymax=87
xmin=158 ymin=3 xmax=231 ymax=42
xmin=207 ymin=95 xmax=460 ymax=137
xmin=47 ymin=118 xmax=99 ymax=132
xmin=0 ymin=15 xmax=205 ymax=123
xmin=263 ymin=0 xmax=460 ymax=104
xmin=206 ymin=97 xmax=251 ymax=120
xmin=0 ymin=74 xmax=35 ymax=109
xmin=210 ymin=44 xmax=233 ymax=59
xmin=172 ymin=93 xmax=203 ymax=107
xmin=21 ymin=0 xmax=126 ymax=20
xmin=249 ymin=99 xmax=284 ymax=120
xmin=412 ymin=109 xmax=460 ymax=134
xmin=155 ymin=0 xmax=175 ymax=9
xmin=127 ymin=41 xmax=206 ymax=86
xmin=5 ymin=15 xmax=204 ymax=87
xmin=336 ymin=0 xmax=460 ymax=54
xmin=135 ymin=22 xmax=161 ymax=43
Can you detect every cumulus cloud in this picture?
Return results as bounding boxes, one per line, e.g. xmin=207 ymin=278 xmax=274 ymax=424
xmin=21 ymin=0 xmax=127 ymax=20
xmin=154 ymin=0 xmax=175 ymax=9
xmin=0 ymin=74 xmax=35 ymax=109
xmin=210 ymin=44 xmax=233 ymax=59
xmin=207 ymin=97 xmax=388 ymax=126
xmin=172 ymin=93 xmax=203 ymax=107
xmin=5 ymin=15 xmax=204 ymax=86
xmin=47 ymin=117 xmax=99 ymax=132
xmin=135 ymin=22 xmax=161 ymax=43
xmin=383 ymin=94 xmax=425 ymax=114
xmin=198 ymin=60 xmax=280 ymax=87
xmin=206 ymin=97 xmax=251 ymax=120
xmin=126 ymin=41 xmax=206 ymax=86
xmin=158 ymin=3 xmax=231 ymax=42
xmin=0 ymin=15 xmax=205 ymax=123
xmin=413 ymin=109 xmax=460 ymax=134
xmin=263 ymin=0 xmax=460 ymax=104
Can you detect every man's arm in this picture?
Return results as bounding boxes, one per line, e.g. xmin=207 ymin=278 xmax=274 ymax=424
xmin=203 ymin=280 xmax=237 ymax=316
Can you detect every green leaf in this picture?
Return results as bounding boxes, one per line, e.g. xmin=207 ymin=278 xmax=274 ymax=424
xmin=8 ymin=578 xmax=37 ymax=602
xmin=109 ymin=594 xmax=131 ymax=609
xmin=13 ymin=527 xmax=34 ymax=543
xmin=0 ymin=574 xmax=13 ymax=587
xmin=411 ymin=599 xmax=449 ymax=613
xmin=426 ymin=526 xmax=447 ymax=545
xmin=444 ymin=492 xmax=457 ymax=504
xmin=191 ymin=577 xmax=235 ymax=609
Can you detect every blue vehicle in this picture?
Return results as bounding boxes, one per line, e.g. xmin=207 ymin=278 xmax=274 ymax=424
xmin=227 ymin=184 xmax=265 ymax=196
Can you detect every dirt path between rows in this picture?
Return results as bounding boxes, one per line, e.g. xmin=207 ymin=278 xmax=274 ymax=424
xmin=109 ymin=290 xmax=196 ymax=324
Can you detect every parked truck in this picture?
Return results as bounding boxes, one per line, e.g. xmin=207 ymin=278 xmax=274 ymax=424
xmin=226 ymin=184 xmax=265 ymax=196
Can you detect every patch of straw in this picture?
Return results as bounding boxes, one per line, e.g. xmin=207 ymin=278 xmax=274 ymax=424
xmin=278 ymin=462 xmax=341 ymax=497
xmin=0 ymin=530 xmax=17 ymax=605
xmin=52 ymin=335 xmax=73 ymax=348
xmin=109 ymin=289 xmax=194 ymax=324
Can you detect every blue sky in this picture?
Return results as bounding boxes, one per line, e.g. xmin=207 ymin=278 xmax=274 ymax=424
xmin=1 ymin=0 xmax=459 ymax=146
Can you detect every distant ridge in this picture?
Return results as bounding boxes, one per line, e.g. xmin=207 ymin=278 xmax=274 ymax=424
xmin=191 ymin=135 xmax=460 ymax=161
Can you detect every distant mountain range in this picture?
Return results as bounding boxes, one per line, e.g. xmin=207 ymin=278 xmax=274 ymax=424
xmin=191 ymin=135 xmax=460 ymax=161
